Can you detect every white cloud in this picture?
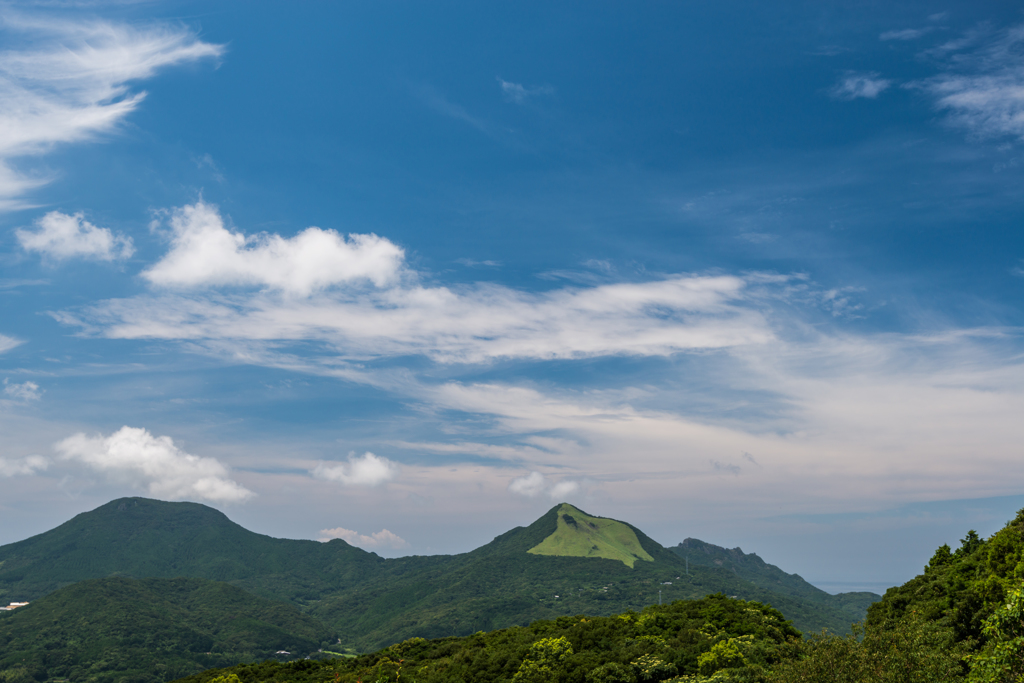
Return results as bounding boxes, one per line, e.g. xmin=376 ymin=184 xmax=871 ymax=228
xmin=55 ymin=426 xmax=254 ymax=503
xmin=900 ymin=24 xmax=1024 ymax=141
xmin=416 ymin=84 xmax=489 ymax=133
xmin=918 ymin=25 xmax=1024 ymax=141
xmin=312 ymin=452 xmax=399 ymax=486
xmin=0 ymin=455 xmax=47 ymax=477
xmin=879 ymin=28 xmax=933 ymax=41
xmin=61 ymin=203 xmax=773 ymax=363
xmin=0 ymin=335 xmax=21 ymax=354
xmin=424 ymin=328 xmax=1024 ymax=517
xmin=3 ymin=379 xmax=42 ymax=401
xmin=318 ymin=526 xmax=408 ymax=549
xmin=143 ymin=202 xmax=405 ymax=295
xmin=17 ymin=211 xmax=133 ymax=261
xmin=0 ymin=15 xmax=223 ymax=209
xmin=830 ymin=72 xmax=892 ymax=100
xmin=498 ymin=78 xmax=554 ymax=104
xmin=508 ymin=471 xmax=580 ymax=499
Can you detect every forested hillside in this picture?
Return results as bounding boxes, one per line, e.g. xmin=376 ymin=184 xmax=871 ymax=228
xmin=865 ymin=507 xmax=1024 ymax=679
xmin=0 ymin=498 xmax=878 ymax=655
xmin=178 ymin=594 xmax=803 ymax=683
xmin=0 ymin=577 xmax=334 ymax=683
xmin=671 ymin=539 xmax=877 ymax=632
xmin=0 ymin=498 xmax=385 ymax=605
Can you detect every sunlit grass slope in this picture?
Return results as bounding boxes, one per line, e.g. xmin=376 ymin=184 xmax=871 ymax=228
xmin=527 ymin=504 xmax=655 ymax=567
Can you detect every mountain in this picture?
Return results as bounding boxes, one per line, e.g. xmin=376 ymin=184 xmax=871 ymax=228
xmin=0 ymin=498 xmax=878 ymax=653
xmin=0 ymin=497 xmax=383 ymax=605
xmin=670 ymin=538 xmax=878 ymax=633
xmin=0 ymin=576 xmax=334 ymax=683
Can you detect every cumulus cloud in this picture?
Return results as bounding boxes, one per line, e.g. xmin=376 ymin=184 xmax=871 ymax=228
xmin=312 ymin=452 xmax=399 ymax=486
xmin=56 ymin=426 xmax=253 ymax=502
xmin=3 ymin=379 xmax=42 ymax=401
xmin=918 ymin=25 xmax=1024 ymax=141
xmin=830 ymin=72 xmax=892 ymax=100
xmin=318 ymin=526 xmax=408 ymax=549
xmin=143 ymin=202 xmax=405 ymax=295
xmin=498 ymin=78 xmax=554 ymax=104
xmin=508 ymin=471 xmax=580 ymax=499
xmin=0 ymin=16 xmax=223 ymax=210
xmin=17 ymin=211 xmax=133 ymax=261
xmin=0 ymin=455 xmax=47 ymax=477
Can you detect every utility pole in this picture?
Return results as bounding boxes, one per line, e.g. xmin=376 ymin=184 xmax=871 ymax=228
xmin=659 ymin=589 xmax=662 ymax=605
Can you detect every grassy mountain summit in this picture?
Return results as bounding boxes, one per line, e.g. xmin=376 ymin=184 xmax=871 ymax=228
xmin=528 ymin=503 xmax=655 ymax=567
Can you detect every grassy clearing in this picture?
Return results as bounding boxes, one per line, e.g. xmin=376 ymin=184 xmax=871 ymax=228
xmin=527 ymin=504 xmax=654 ymax=567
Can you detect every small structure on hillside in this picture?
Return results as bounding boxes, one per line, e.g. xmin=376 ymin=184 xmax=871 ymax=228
xmin=0 ymin=602 xmax=29 ymax=611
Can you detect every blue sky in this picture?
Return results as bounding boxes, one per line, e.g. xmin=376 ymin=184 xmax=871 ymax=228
xmin=2 ymin=0 xmax=1024 ymax=593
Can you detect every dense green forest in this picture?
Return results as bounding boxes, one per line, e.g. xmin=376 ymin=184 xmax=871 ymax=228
xmin=175 ymin=593 xmax=970 ymax=683
xmin=0 ymin=499 xmax=876 ymax=650
xmin=0 ymin=577 xmax=334 ymax=683
xmin=178 ymin=594 xmax=804 ymax=683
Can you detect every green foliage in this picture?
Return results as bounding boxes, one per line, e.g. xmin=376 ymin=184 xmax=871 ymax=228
xmin=176 ymin=594 xmax=801 ymax=683
xmin=968 ymin=584 xmax=1024 ymax=683
xmin=671 ymin=539 xmax=879 ymax=636
xmin=0 ymin=576 xmax=333 ymax=683
xmin=867 ymin=510 xmax=1024 ymax=647
xmin=767 ymin=615 xmax=967 ymax=683
xmin=512 ymin=636 xmax=575 ymax=682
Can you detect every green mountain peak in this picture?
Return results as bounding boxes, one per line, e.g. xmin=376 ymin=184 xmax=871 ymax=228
xmin=527 ymin=503 xmax=655 ymax=567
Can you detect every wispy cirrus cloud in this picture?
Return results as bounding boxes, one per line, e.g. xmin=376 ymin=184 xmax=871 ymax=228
xmin=830 ymin=72 xmax=893 ymax=100
xmin=419 ymin=328 xmax=1024 ymax=514
xmin=0 ymin=335 xmax=21 ymax=354
xmin=917 ymin=24 xmax=1024 ymax=141
xmin=414 ymin=84 xmax=489 ymax=133
xmin=880 ymin=28 xmax=935 ymax=41
xmin=498 ymin=78 xmax=554 ymax=104
xmin=17 ymin=211 xmax=134 ymax=261
xmin=0 ymin=14 xmax=223 ymax=210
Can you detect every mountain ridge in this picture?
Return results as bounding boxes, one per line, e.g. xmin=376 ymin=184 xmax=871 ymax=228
xmin=0 ymin=497 xmax=878 ymax=650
